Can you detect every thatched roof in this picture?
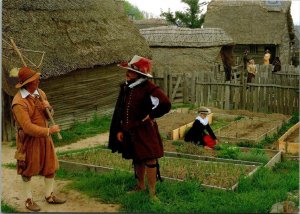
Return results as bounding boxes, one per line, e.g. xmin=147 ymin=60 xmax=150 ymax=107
xmin=133 ymin=19 xmax=171 ymax=29
xmin=140 ymin=26 xmax=234 ymax=47
xmin=204 ymin=0 xmax=292 ymax=45
xmin=2 ymin=0 xmax=151 ymax=79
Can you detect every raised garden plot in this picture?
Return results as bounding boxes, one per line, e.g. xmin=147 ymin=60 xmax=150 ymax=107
xmin=215 ymin=117 xmax=284 ymax=144
xmin=59 ymin=148 xmax=258 ymax=190
xmin=157 ymin=111 xmax=230 ymax=140
xmin=278 ymin=122 xmax=299 ymax=155
xmin=163 ymin=140 xmax=278 ymax=165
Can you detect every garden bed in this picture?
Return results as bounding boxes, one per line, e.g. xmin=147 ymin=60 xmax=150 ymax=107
xmin=278 ymin=122 xmax=299 ymax=155
xmin=58 ymin=148 xmax=258 ymax=190
xmin=215 ymin=117 xmax=284 ymax=144
xmin=157 ymin=111 xmax=230 ymax=140
xmin=163 ymin=140 xmax=279 ymax=165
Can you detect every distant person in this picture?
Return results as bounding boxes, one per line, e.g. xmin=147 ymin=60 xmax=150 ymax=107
xmin=247 ymin=59 xmax=257 ymax=83
xmin=243 ymin=49 xmax=250 ymax=69
xmin=272 ymin=56 xmax=281 ymax=72
xmin=184 ymin=107 xmax=218 ymax=149
xmin=264 ymin=49 xmax=271 ymax=64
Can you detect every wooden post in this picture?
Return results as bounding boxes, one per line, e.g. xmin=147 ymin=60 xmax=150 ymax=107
xmin=10 ymin=38 xmax=62 ymax=140
xmin=240 ymin=64 xmax=246 ymax=109
xmin=163 ymin=71 xmax=168 ymax=95
xmin=191 ymin=71 xmax=196 ymax=104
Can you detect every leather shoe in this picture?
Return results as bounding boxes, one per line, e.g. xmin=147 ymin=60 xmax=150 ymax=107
xmin=25 ymin=198 xmax=41 ymax=212
xmin=45 ymin=192 xmax=66 ymax=204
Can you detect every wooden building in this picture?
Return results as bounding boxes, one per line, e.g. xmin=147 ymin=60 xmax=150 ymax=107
xmin=139 ymin=26 xmax=234 ymax=77
xmin=204 ymin=0 xmax=294 ymax=65
xmin=2 ymin=0 xmax=151 ymax=141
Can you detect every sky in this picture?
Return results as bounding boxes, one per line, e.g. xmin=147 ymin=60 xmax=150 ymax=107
xmin=126 ymin=0 xmax=300 ymax=25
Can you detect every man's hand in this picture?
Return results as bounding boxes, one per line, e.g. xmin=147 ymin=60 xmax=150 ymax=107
xmin=49 ymin=125 xmax=61 ymax=134
xmin=42 ymin=100 xmax=52 ymax=109
xmin=142 ymin=114 xmax=154 ymax=125
xmin=117 ymin=132 xmax=123 ymax=142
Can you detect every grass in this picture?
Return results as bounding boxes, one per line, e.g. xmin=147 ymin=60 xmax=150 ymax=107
xmin=55 ymin=160 xmax=299 ymax=213
xmin=52 ymin=113 xmax=111 ymax=147
xmin=59 ymin=148 xmax=255 ymax=189
xmin=1 ymin=200 xmax=18 ymax=213
xmin=2 ymin=163 xmax=16 ymax=169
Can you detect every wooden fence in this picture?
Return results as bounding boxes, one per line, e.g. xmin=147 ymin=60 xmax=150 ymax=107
xmin=153 ymin=64 xmax=299 ymax=115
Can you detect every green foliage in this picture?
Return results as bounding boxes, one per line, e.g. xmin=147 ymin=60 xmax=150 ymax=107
xmin=237 ymin=149 xmax=269 ymax=164
xmin=172 ymin=140 xmax=184 ymax=147
xmin=160 ymin=0 xmax=206 ymax=28
xmin=217 ymin=144 xmax=240 ymax=159
xmin=124 ymin=1 xmax=144 ymax=20
xmin=237 ymin=141 xmax=263 ymax=148
xmin=56 ymin=161 xmax=299 ymax=213
xmin=234 ymin=116 xmax=245 ymax=121
xmin=52 ymin=114 xmax=111 ymax=147
xmin=237 ymin=112 xmax=299 ymax=148
xmin=1 ymin=200 xmax=18 ymax=213
xmin=2 ymin=163 xmax=16 ymax=169
xmin=210 ymin=119 xmax=229 ymax=130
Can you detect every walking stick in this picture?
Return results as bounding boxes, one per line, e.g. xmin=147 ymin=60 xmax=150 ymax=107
xmin=10 ymin=38 xmax=63 ymax=140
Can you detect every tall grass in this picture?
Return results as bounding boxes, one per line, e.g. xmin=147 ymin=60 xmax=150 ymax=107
xmin=52 ymin=114 xmax=111 ymax=147
xmin=56 ymin=160 xmax=299 ymax=213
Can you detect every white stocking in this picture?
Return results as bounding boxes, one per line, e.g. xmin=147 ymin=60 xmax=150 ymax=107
xmin=44 ymin=177 xmax=54 ymax=198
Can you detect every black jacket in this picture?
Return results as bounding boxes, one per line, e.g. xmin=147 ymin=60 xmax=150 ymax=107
xmin=184 ymin=119 xmax=216 ymax=145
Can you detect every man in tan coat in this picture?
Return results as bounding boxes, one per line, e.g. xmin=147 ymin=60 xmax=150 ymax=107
xmin=12 ymin=67 xmax=66 ymax=211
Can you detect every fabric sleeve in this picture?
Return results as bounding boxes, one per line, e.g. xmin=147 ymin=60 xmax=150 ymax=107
xmin=148 ymin=86 xmax=171 ymax=119
xmin=12 ymin=104 xmax=49 ymax=137
xmin=205 ymin=124 xmax=217 ymax=140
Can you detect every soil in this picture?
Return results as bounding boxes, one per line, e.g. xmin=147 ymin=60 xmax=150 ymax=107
xmin=1 ymin=133 xmax=120 ymax=213
xmin=217 ymin=119 xmax=283 ymax=140
xmin=157 ymin=111 xmax=197 ymax=137
xmin=285 ymin=128 xmax=299 ymax=143
xmin=157 ymin=107 xmax=289 ymax=143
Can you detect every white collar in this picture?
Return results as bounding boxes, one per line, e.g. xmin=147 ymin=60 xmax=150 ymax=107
xmin=195 ymin=116 xmax=208 ymax=125
xmin=20 ymin=88 xmax=39 ymax=98
xmin=126 ymin=78 xmax=147 ymax=88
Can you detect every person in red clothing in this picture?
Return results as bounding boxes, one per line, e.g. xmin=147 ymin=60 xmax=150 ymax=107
xmin=108 ymin=55 xmax=171 ymax=201
xmin=184 ymin=107 xmax=218 ymax=149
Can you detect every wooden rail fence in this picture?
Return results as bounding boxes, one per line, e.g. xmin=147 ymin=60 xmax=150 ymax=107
xmin=153 ymin=64 xmax=299 ymax=115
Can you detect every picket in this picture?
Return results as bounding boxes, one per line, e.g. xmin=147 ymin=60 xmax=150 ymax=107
xmin=153 ymin=64 xmax=299 ymax=114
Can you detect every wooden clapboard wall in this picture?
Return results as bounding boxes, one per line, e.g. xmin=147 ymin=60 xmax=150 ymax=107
xmin=40 ymin=65 xmax=125 ymax=129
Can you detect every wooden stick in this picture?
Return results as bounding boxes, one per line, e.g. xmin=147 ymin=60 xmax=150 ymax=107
xmin=10 ymin=38 xmax=62 ymax=140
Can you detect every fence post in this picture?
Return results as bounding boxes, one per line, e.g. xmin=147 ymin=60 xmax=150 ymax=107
xmin=191 ymin=71 xmax=196 ymax=104
xmin=240 ymin=65 xmax=246 ymax=109
xmin=163 ymin=71 xmax=168 ymax=95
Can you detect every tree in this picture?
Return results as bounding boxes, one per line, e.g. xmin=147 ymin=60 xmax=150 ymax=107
xmin=160 ymin=0 xmax=207 ymax=28
xmin=123 ymin=1 xmax=144 ymax=20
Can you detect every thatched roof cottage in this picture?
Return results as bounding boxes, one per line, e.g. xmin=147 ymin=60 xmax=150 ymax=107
xmin=2 ymin=0 xmax=151 ymax=141
xmin=204 ymin=0 xmax=294 ymax=65
xmin=139 ymin=26 xmax=234 ymax=77
xmin=133 ymin=19 xmax=171 ymax=29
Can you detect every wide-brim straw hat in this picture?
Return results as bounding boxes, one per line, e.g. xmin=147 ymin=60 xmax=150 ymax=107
xmin=198 ymin=106 xmax=211 ymax=115
xmin=118 ymin=55 xmax=153 ymax=78
xmin=15 ymin=67 xmax=41 ymax=88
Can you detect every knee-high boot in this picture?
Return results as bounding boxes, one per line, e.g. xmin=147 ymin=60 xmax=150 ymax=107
xmin=134 ymin=163 xmax=146 ymax=190
xmin=145 ymin=161 xmax=157 ymax=197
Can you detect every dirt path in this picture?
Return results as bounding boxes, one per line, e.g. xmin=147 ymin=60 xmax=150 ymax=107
xmin=1 ymin=132 xmax=120 ymax=212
